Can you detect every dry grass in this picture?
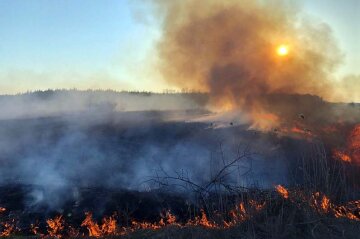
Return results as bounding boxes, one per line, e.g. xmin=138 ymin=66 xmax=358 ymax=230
xmin=1 ymin=143 xmax=359 ymax=239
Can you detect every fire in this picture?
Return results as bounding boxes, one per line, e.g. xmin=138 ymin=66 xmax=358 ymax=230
xmin=0 ymin=221 xmax=15 ymax=237
xmin=332 ymin=124 xmax=360 ymax=164
xmin=290 ymin=126 xmax=312 ymax=136
xmin=228 ymin=202 xmax=247 ymax=224
xmin=333 ymin=200 xmax=360 ymax=221
xmin=81 ymin=212 xmax=117 ymax=237
xmin=131 ymin=210 xmax=179 ymax=231
xmin=197 ymin=209 xmax=217 ymax=228
xmin=251 ymin=112 xmax=280 ymax=130
xmin=275 ymin=185 xmax=289 ymax=199
xmin=0 ymin=208 xmax=17 ymax=237
xmin=160 ymin=210 xmax=177 ymax=225
xmin=166 ymin=212 xmax=176 ymax=224
xmin=333 ymin=150 xmax=352 ymax=163
xmin=1 ymin=194 xmax=359 ymax=238
xmin=311 ymin=192 xmax=331 ymax=214
xmin=224 ymin=200 xmax=266 ymax=228
xmin=321 ymin=196 xmax=330 ymax=213
xmin=311 ymin=192 xmax=358 ymax=221
xmin=186 ymin=209 xmax=217 ymax=228
xmin=101 ymin=215 xmax=117 ymax=235
xmin=131 ymin=221 xmax=162 ymax=230
xmin=0 ymin=222 xmax=15 ymax=237
xmin=348 ymin=124 xmax=360 ymax=164
xmin=308 ymin=192 xmax=359 ymax=221
xmin=81 ymin=212 xmax=102 ymax=237
xmin=47 ymin=215 xmax=64 ymax=238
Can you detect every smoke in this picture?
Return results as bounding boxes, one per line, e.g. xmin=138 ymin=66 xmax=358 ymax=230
xmin=0 ymin=91 xmax=289 ymax=210
xmin=0 ymin=91 xmax=205 ymax=209
xmin=153 ymin=0 xmax=343 ymax=125
xmin=336 ymin=75 xmax=360 ymax=103
xmin=0 ymin=90 xmax=206 ymax=120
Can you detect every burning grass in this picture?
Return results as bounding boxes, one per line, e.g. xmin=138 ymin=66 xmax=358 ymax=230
xmin=1 ymin=139 xmax=359 ymax=238
xmin=332 ymin=124 xmax=360 ymax=164
xmin=0 ymin=186 xmax=359 ymax=238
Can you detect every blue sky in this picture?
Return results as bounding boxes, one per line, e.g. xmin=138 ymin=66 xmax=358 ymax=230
xmin=0 ymin=0 xmax=131 ymax=70
xmin=0 ymin=0 xmax=358 ymax=93
xmin=302 ymin=0 xmax=359 ymax=78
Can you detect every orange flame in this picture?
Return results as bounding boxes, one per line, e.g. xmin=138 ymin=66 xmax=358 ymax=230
xmin=131 ymin=210 xmax=179 ymax=231
xmin=333 ymin=200 xmax=360 ymax=221
xmin=81 ymin=212 xmax=102 ymax=237
xmin=251 ymin=112 xmax=280 ymax=131
xmin=186 ymin=209 xmax=217 ymax=228
xmin=160 ymin=210 xmax=177 ymax=225
xmin=332 ymin=124 xmax=360 ymax=164
xmin=81 ymin=212 xmax=117 ymax=237
xmin=311 ymin=192 xmax=331 ymax=214
xmin=291 ymin=126 xmax=312 ymax=136
xmin=1 ymin=194 xmax=358 ymax=238
xmin=275 ymin=185 xmax=289 ymax=199
xmin=228 ymin=202 xmax=247 ymax=224
xmin=46 ymin=215 xmax=65 ymax=238
xmin=333 ymin=150 xmax=352 ymax=163
xmin=0 ymin=219 xmax=16 ymax=237
xmin=348 ymin=124 xmax=360 ymax=164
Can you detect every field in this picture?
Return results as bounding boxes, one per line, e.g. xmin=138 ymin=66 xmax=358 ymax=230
xmin=0 ymin=91 xmax=359 ymax=238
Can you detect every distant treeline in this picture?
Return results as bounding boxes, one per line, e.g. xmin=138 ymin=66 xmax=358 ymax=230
xmin=3 ymin=89 xmax=208 ymax=97
xmin=0 ymin=89 xmax=209 ymax=119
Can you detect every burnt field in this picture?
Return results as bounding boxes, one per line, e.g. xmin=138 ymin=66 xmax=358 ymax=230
xmin=0 ymin=92 xmax=359 ymax=238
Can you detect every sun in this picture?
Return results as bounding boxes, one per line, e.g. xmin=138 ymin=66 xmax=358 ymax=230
xmin=276 ymin=45 xmax=289 ymax=56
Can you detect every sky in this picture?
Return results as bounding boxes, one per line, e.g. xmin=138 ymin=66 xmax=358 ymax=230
xmin=0 ymin=0 xmax=359 ymax=94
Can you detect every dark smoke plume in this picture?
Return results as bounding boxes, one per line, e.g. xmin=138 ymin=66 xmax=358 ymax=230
xmin=154 ymin=0 xmax=343 ymax=126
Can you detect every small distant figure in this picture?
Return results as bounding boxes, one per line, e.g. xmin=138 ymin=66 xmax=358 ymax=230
xmin=230 ymin=122 xmax=233 ymax=126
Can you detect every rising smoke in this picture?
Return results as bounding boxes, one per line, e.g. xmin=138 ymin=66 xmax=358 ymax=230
xmin=153 ymin=0 xmax=344 ymax=123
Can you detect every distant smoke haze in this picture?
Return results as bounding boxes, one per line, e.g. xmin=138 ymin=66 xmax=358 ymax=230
xmin=0 ymin=90 xmax=207 ymax=120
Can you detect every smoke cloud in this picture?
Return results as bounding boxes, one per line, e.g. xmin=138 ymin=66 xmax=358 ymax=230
xmin=0 ymin=91 xmax=288 ymax=210
xmin=154 ymin=0 xmax=343 ymax=123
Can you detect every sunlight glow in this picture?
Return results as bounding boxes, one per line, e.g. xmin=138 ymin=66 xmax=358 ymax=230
xmin=276 ymin=45 xmax=289 ymax=56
